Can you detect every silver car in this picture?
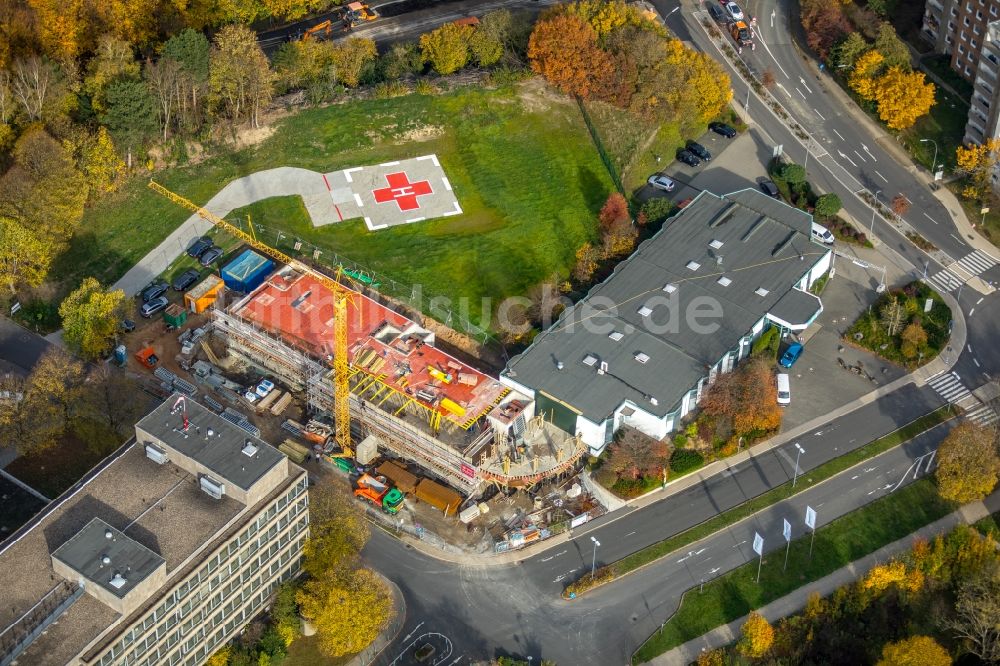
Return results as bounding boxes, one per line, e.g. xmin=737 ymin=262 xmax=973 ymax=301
xmin=647 ymin=174 xmax=676 ymax=192
xmin=140 ymin=296 xmax=169 ymax=318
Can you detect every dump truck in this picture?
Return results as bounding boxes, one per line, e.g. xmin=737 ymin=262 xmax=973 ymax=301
xmin=729 ymin=20 xmax=755 ymax=51
xmin=343 ymin=2 xmax=378 ymax=29
xmin=415 ymin=478 xmax=462 ymax=517
xmin=354 ymin=474 xmax=405 ymax=514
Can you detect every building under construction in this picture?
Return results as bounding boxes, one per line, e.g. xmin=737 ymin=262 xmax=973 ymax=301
xmin=213 ymin=265 xmax=585 ymax=494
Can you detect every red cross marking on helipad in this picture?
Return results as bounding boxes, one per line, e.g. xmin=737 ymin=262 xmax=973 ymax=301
xmin=372 ymin=172 xmax=433 ymax=211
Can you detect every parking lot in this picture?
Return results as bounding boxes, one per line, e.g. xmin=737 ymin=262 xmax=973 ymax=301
xmin=775 ymin=255 xmax=911 ymax=430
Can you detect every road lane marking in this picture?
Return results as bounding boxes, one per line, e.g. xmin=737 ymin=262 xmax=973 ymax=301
xmin=796 ymin=87 xmax=807 ymax=100
xmin=923 ymin=212 xmax=939 ymax=224
xmin=977 ymin=297 xmax=985 ymax=304
xmin=875 ymin=170 xmax=888 ymax=182
xmin=854 ymin=150 xmax=867 ymax=162
xmin=951 ymin=233 xmax=967 ymax=245
xmin=833 ymin=129 xmax=845 ymax=140
xmin=799 ymin=76 xmax=813 ymax=94
xmin=968 ymin=344 xmax=973 ymax=352
xmin=813 ymin=107 xmax=826 ymax=120
xmin=862 ymin=144 xmax=877 ymax=161
xmin=969 ymin=308 xmax=975 ymax=316
xmin=975 ymin=358 xmax=982 ymax=367
xmin=624 ymin=531 xmax=636 ymax=537
xmin=838 ymin=151 xmax=858 ymax=167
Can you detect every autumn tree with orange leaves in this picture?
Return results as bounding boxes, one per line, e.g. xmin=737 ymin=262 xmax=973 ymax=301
xmin=701 ymin=358 xmax=782 ymax=437
xmin=528 ymin=14 xmax=613 ymax=100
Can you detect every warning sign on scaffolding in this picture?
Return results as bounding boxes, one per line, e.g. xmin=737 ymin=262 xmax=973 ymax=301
xmin=460 ymin=463 xmax=476 ymax=478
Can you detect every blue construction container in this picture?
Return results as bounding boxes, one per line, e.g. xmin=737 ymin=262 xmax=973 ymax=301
xmin=220 ymin=249 xmax=275 ymax=293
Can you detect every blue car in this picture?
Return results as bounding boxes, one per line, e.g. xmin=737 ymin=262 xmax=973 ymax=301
xmin=779 ymin=342 xmax=804 ymax=368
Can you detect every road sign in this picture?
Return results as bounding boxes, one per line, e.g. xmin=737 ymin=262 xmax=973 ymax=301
xmin=9 ymin=302 xmax=20 ymax=316
xmin=753 ymin=532 xmax=764 ymax=556
xmin=805 ymin=506 xmax=817 ymax=530
xmin=773 ymin=145 xmax=783 ymax=158
xmin=782 ymin=519 xmax=792 ymax=542
xmin=934 ymin=169 xmax=944 ymax=182
xmin=982 ymin=207 xmax=991 ymax=215
xmin=924 ymin=298 xmax=934 ymax=313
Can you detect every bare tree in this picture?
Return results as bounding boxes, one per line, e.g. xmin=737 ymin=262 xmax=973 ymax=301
xmin=880 ymin=295 xmax=906 ymax=336
xmin=947 ymin=561 xmax=1000 ymax=661
xmin=145 ymin=58 xmax=180 ymax=141
xmin=10 ymin=56 xmax=69 ymax=122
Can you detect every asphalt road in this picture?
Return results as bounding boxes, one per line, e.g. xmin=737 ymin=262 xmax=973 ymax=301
xmin=367 ymin=421 xmax=953 ymax=665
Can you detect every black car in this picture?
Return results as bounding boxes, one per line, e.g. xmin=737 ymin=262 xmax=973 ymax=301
xmin=759 ymin=179 xmax=780 ymax=198
xmin=676 ymin=149 xmax=701 ymax=167
xmin=172 ymin=268 xmax=200 ymax=291
xmin=186 ymin=236 xmax=213 ymax=259
xmin=140 ymin=279 xmax=169 ymax=303
xmin=120 ymin=318 xmax=136 ymax=332
xmin=709 ymin=122 xmax=737 ymax=138
xmin=707 ymin=2 xmax=725 ymax=21
xmin=199 ymin=246 xmax=224 ymax=267
xmin=686 ymin=141 xmax=712 ymax=161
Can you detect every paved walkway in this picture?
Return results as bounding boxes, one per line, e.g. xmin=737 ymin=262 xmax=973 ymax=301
xmin=647 ymin=498 xmax=993 ymax=665
xmin=113 ymin=168 xmax=333 ymax=297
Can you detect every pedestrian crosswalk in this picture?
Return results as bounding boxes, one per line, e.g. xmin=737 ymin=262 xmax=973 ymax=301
xmin=928 ymin=372 xmax=974 ymax=404
xmin=927 ymin=372 xmax=998 ymax=427
xmin=924 ymin=250 xmax=998 ymax=293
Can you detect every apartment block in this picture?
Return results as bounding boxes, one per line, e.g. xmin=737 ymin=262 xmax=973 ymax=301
xmin=922 ymin=0 xmax=1000 ymax=81
xmin=0 ymin=394 xmax=309 ymax=666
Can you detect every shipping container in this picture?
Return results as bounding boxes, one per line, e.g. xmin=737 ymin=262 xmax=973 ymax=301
xmin=184 ymin=274 xmax=225 ymax=313
xmin=221 ymin=249 xmax=275 ymax=293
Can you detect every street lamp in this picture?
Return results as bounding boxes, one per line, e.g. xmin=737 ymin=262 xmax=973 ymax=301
xmin=792 ymin=443 xmax=805 ymax=487
xmin=920 ymin=138 xmax=939 ymax=178
xmin=870 ymin=189 xmax=882 ymax=236
xmin=590 ymin=536 xmax=601 ymax=577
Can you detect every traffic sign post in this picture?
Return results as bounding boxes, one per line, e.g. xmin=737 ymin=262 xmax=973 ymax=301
xmin=782 ymin=519 xmax=792 ymax=571
xmin=753 ymin=532 xmax=765 ymax=583
xmin=805 ymin=506 xmax=817 ymax=559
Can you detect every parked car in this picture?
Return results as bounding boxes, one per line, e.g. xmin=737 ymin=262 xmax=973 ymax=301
xmin=647 ymin=174 xmax=676 ymax=192
xmin=707 ymin=2 xmax=725 ymax=21
xmin=172 ymin=268 xmax=200 ymax=291
xmin=779 ymin=342 xmax=804 ymax=368
xmin=724 ymin=1 xmax=744 ymax=20
xmin=811 ymin=222 xmax=835 ymax=244
xmin=759 ymin=180 xmax=780 ymax=198
xmin=120 ymin=318 xmax=136 ymax=332
xmin=709 ymin=122 xmax=737 ymax=138
xmin=140 ymin=296 xmax=169 ymax=318
xmin=199 ymin=246 xmax=223 ymax=267
xmin=140 ymin=279 xmax=168 ymax=303
xmin=186 ymin=235 xmax=213 ymax=259
xmin=686 ymin=141 xmax=712 ymax=161
xmin=255 ymin=379 xmax=275 ymax=398
xmin=676 ymin=149 xmax=701 ymax=167
xmin=244 ymin=390 xmax=259 ymax=404
xmin=776 ymin=373 xmax=791 ymax=406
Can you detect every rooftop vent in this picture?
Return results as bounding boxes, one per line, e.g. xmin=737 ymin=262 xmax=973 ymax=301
xmin=686 ymin=261 xmax=701 ymax=271
xmin=650 ymin=396 xmax=658 ymax=406
xmin=556 ymin=360 xmax=564 ymax=370
xmin=755 ymin=287 xmax=770 ymax=297
xmin=662 ymin=283 xmax=677 ymax=294
xmin=638 ymin=304 xmax=653 ymax=317
xmin=100 ymin=555 xmax=111 ymax=566
xmin=241 ymin=441 xmax=258 ymax=457
xmin=199 ymin=475 xmax=226 ymax=500
xmin=206 ymin=428 xmax=215 ymax=437
xmin=109 ymin=572 xmax=127 ymax=590
xmin=144 ymin=443 xmax=168 ymax=465
xmin=635 ymin=352 xmax=650 ymax=364
xmin=598 ymin=361 xmax=609 ymax=375
xmin=582 ymin=354 xmax=598 ymax=367
xmin=104 ymin=530 xmax=113 ymax=540
xmin=717 ymin=276 xmax=732 ymax=287
xmin=609 ymin=331 xmax=624 ymax=341
xmin=709 ymin=239 xmax=724 ymax=249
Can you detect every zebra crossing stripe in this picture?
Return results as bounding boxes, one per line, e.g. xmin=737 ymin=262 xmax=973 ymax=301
xmin=958 ymin=251 xmax=997 ymax=274
xmin=925 ymin=271 xmax=963 ymax=293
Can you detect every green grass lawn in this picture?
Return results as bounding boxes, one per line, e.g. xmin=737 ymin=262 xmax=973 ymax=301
xmin=632 ymin=478 xmax=956 ymax=662
xmin=898 ymin=84 xmax=969 ymax=172
xmin=51 ymin=84 xmax=614 ymax=332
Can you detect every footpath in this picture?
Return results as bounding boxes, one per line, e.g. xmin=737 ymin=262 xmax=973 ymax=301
xmin=646 ymin=492 xmax=1000 ymax=665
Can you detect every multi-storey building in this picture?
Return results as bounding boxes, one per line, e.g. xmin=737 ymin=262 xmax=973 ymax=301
xmin=0 ymin=394 xmax=309 ymax=666
xmin=922 ymin=0 xmax=1000 ymax=145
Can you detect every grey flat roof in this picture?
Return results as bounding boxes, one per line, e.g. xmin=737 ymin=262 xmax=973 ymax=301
xmin=770 ymin=288 xmax=822 ymax=327
xmin=136 ymin=395 xmax=284 ymax=491
xmin=51 ymin=518 xmax=164 ymax=599
xmin=505 ymin=189 xmax=828 ymax=423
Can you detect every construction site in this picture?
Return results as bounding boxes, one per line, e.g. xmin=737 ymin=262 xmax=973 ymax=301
xmin=138 ymin=182 xmax=591 ymax=543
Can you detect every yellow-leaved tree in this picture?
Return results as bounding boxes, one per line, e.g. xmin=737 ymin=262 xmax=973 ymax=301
xmin=79 ymin=127 xmax=126 ymax=195
xmin=849 ymin=50 xmax=884 ymax=101
xmin=863 ymin=561 xmax=908 ymax=593
xmin=936 ymin=422 xmax=1000 ymax=503
xmin=332 ymin=38 xmax=378 ymax=88
xmin=419 ymin=22 xmax=473 ymax=75
xmin=58 ymin=278 xmax=126 ymax=361
xmin=876 ymin=635 xmax=951 ymax=666
xmin=0 ymin=216 xmax=54 ymax=294
xmin=956 ymin=138 xmax=1000 ymax=201
xmin=873 ymin=67 xmax=936 ymax=130
xmin=297 ymin=568 xmax=394 ymax=658
xmin=561 ymin=0 xmax=643 ymax=40
xmin=736 ymin=611 xmax=774 ymax=659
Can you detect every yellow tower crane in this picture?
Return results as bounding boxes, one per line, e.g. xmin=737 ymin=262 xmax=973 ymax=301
xmin=147 ymin=181 xmax=355 ymax=455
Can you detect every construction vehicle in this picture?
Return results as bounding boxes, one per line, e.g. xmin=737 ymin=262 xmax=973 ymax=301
xmin=302 ymin=20 xmax=335 ymax=41
xmin=149 ymin=181 xmax=357 ymax=457
xmin=135 ymin=347 xmax=159 ymax=369
xmin=354 ymin=473 xmax=405 ymax=514
xmin=729 ymin=20 xmax=755 ymax=51
xmin=343 ymin=1 xmax=378 ymax=29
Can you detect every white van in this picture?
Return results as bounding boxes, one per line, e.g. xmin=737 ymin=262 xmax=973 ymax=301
xmin=811 ymin=223 xmax=835 ymax=244
xmin=776 ymin=373 xmax=791 ymax=406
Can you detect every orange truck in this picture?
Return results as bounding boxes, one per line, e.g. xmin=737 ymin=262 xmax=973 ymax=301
xmin=354 ymin=474 xmax=405 ymax=514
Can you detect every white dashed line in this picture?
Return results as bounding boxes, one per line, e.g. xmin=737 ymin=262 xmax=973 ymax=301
xmin=923 ymin=212 xmax=939 ymax=224
xmin=875 ymin=170 xmax=888 ymax=182
xmin=833 ymin=129 xmax=845 ymax=141
xmin=813 ymin=108 xmax=826 ymax=120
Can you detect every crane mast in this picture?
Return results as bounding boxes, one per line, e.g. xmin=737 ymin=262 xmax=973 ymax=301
xmin=148 ymin=180 xmax=354 ymax=454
